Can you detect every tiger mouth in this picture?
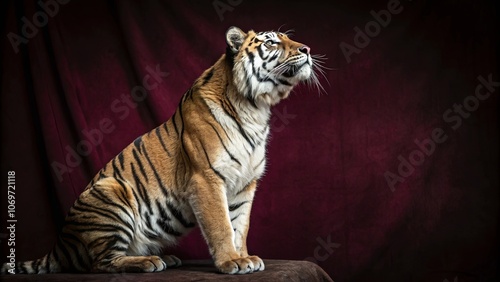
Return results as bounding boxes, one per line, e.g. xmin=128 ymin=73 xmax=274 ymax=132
xmin=276 ymin=54 xmax=310 ymax=78
xmin=283 ymin=67 xmax=298 ymax=77
xmin=282 ymin=62 xmax=309 ymax=78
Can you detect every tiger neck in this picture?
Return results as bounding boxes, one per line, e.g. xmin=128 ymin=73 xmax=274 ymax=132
xmin=197 ymin=55 xmax=272 ymax=146
xmin=209 ymin=55 xmax=272 ymax=128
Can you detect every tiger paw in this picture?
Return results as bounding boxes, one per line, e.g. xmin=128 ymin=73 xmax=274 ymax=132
xmin=162 ymin=255 xmax=182 ymax=267
xmin=217 ymin=256 xmax=265 ymax=274
xmin=139 ymin=256 xmax=167 ymax=272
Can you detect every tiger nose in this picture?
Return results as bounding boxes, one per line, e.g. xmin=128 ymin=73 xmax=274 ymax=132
xmin=298 ymin=45 xmax=310 ymax=54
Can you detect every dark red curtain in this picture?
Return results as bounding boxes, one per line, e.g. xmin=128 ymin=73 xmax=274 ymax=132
xmin=1 ymin=0 xmax=498 ymax=281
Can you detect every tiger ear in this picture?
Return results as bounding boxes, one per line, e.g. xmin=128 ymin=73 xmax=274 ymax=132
xmin=226 ymin=26 xmax=247 ymax=53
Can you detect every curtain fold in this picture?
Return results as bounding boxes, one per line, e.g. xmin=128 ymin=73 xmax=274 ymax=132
xmin=1 ymin=0 xmax=498 ymax=280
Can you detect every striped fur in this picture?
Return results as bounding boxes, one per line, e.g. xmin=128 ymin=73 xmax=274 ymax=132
xmin=1 ymin=26 xmax=324 ymax=275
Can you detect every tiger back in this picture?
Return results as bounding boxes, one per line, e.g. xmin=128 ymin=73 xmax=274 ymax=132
xmin=1 ymin=26 xmax=324 ymax=275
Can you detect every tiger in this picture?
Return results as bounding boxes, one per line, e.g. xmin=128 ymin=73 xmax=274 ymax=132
xmin=1 ymin=26 xmax=325 ymax=275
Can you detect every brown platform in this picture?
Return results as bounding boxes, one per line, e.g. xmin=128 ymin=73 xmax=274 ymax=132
xmin=2 ymin=260 xmax=334 ymax=282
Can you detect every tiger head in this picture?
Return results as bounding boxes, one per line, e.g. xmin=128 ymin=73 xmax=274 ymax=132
xmin=226 ymin=26 xmax=325 ymax=107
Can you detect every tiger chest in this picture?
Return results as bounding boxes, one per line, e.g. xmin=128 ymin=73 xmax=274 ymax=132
xmin=204 ymin=98 xmax=270 ymax=193
xmin=213 ymin=130 xmax=268 ymax=193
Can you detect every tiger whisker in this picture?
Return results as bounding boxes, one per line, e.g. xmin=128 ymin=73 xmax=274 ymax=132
xmin=307 ymin=54 xmax=331 ymax=95
xmin=265 ymin=63 xmax=290 ymax=80
xmin=264 ymin=55 xmax=330 ymax=96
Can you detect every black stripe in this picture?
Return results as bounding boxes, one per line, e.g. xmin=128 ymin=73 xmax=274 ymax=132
xmin=156 ymin=200 xmax=171 ymax=220
xmin=144 ymin=230 xmax=158 ymax=239
xmin=58 ymin=233 xmax=87 ymax=271
xmin=103 ymin=162 xmax=110 ymax=173
xmin=269 ymin=51 xmax=279 ymax=63
xmin=254 ymin=157 xmax=266 ymax=171
xmin=73 ymin=200 xmax=134 ymax=233
xmin=64 ymin=218 xmax=128 ymax=233
xmin=246 ymin=95 xmax=258 ymax=108
xmin=163 ymin=122 xmax=170 ymax=136
xmin=61 ymin=228 xmax=87 ymax=243
xmin=224 ymin=99 xmax=256 ymax=151
xmin=225 ymin=46 xmax=235 ymax=67
xmin=112 ymin=158 xmax=125 ymax=180
xmin=66 ymin=222 xmax=134 ymax=240
xmin=143 ymin=211 xmax=159 ymax=238
xmin=117 ymin=152 xmax=125 ymax=170
xmin=172 ymin=110 xmax=179 ymax=135
xmin=200 ymin=142 xmax=226 ymax=183
xmin=98 ymin=170 xmax=105 ymax=180
xmin=90 ymin=234 xmax=129 ymax=251
xmin=89 ymin=187 xmax=136 ymax=225
xmin=246 ymin=47 xmax=256 ymax=62
xmin=278 ymin=78 xmax=292 ymax=86
xmin=132 ymin=149 xmax=149 ymax=182
xmin=178 ymin=99 xmax=192 ymax=163
xmin=247 ymin=48 xmax=278 ymax=86
xmin=212 ymin=114 xmax=232 ymax=142
xmin=187 ymin=88 xmax=194 ymax=100
xmin=182 ymin=89 xmax=193 ymax=103
xmin=202 ymin=97 xmax=254 ymax=153
xmin=202 ymin=68 xmax=214 ymax=85
xmin=235 ymin=181 xmax=254 ymax=196
xmin=246 ymin=48 xmax=265 ymax=83
xmin=245 ymin=75 xmax=254 ymax=99
xmin=91 ymin=234 xmax=129 ymax=254
xmin=130 ymin=163 xmax=152 ymax=213
xmin=229 ymin=201 xmax=248 ymax=212
xmin=141 ymin=143 xmax=170 ymax=198
xmin=89 ymin=178 xmax=96 ymax=188
xmin=93 ymin=236 xmax=129 ymax=259
xmin=166 ymin=202 xmax=195 ymax=228
xmin=113 ymin=178 xmax=134 ymax=210
xmin=107 ymin=245 xmax=128 ymax=253
xmin=231 ymin=214 xmax=241 ymax=222
xmin=155 ymin=125 xmax=172 ymax=157
xmin=55 ymin=239 xmax=72 ymax=271
xmin=157 ymin=219 xmax=183 ymax=236
xmin=208 ymin=123 xmax=242 ymax=166
xmin=130 ymin=185 xmax=143 ymax=217
xmin=257 ymin=45 xmax=270 ymax=60
xmin=133 ymin=136 xmax=142 ymax=152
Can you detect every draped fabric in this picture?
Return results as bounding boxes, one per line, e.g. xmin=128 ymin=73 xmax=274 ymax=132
xmin=1 ymin=0 xmax=498 ymax=280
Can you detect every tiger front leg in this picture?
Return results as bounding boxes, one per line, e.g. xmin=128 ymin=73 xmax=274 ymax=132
xmin=229 ymin=180 xmax=264 ymax=271
xmin=189 ymin=173 xmax=262 ymax=274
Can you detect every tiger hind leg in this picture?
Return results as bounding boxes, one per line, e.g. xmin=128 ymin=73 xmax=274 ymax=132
xmin=76 ymin=177 xmax=167 ymax=273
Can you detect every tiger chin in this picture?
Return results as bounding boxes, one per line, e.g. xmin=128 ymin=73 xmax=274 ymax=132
xmin=2 ymin=26 xmax=324 ymax=275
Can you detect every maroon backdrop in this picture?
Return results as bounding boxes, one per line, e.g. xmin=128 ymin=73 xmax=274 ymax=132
xmin=1 ymin=0 xmax=499 ymax=281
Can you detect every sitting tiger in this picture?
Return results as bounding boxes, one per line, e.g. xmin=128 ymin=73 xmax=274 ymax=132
xmin=2 ymin=26 xmax=324 ymax=275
